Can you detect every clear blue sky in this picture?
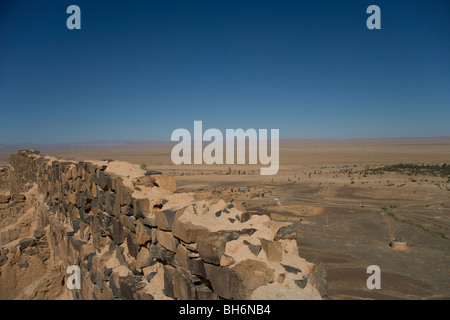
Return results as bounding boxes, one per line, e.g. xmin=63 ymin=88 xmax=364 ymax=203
xmin=1 ymin=0 xmax=449 ymax=144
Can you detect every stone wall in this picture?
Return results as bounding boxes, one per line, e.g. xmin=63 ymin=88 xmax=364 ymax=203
xmin=9 ymin=150 xmax=43 ymax=194
xmin=5 ymin=150 xmax=326 ymax=300
xmin=0 ymin=166 xmax=9 ymax=191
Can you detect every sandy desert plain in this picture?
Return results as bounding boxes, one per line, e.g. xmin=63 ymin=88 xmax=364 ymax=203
xmin=1 ymin=137 xmax=449 ymax=300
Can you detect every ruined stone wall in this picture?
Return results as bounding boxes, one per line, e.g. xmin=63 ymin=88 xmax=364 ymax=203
xmin=0 ymin=166 xmax=9 ymax=191
xmin=6 ymin=150 xmax=326 ymax=300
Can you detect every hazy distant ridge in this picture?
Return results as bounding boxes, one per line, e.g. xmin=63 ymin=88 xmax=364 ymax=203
xmin=1 ymin=136 xmax=449 ymax=152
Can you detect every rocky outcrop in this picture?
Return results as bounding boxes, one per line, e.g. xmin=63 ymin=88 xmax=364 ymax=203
xmin=0 ymin=150 xmax=326 ymax=300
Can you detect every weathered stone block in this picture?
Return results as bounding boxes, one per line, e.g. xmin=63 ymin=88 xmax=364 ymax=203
xmin=195 ymin=283 xmax=218 ymax=300
xmin=134 ymin=175 xmax=157 ymax=187
xmin=103 ymin=191 xmax=115 ymax=215
xmin=98 ymin=212 xmax=113 ymax=230
xmin=173 ymin=267 xmax=196 ymax=300
xmin=163 ymin=264 xmax=176 ymax=298
xmin=220 ymin=254 xmax=235 ymax=267
xmin=281 ymin=264 xmax=301 ymax=274
xmin=91 ymin=215 xmax=101 ymax=234
xmin=71 ymin=218 xmax=82 ymax=234
xmin=152 ymin=174 xmax=176 ymax=192
xmin=115 ymin=246 xmax=129 ymax=267
xmin=24 ymin=248 xmax=37 ymax=256
xmin=0 ymin=255 xmax=7 ymax=266
xmin=121 ymin=205 xmax=134 ymax=216
xmin=156 ymin=229 xmax=179 ymax=252
xmin=172 ymin=219 xmax=210 ymax=244
xmin=119 ymin=275 xmax=140 ymax=300
xmin=149 ymin=243 xmax=176 ymax=265
xmin=243 ymin=240 xmax=261 ymax=256
xmin=175 ymin=244 xmax=192 ymax=270
xmin=113 ymin=196 xmax=121 ymax=216
xmin=67 ymin=191 xmax=76 ymax=205
xmin=91 ymin=183 xmax=98 ymax=199
xmin=90 ymin=198 xmax=101 ymax=214
xmin=197 ymin=230 xmax=240 ymax=265
xmin=135 ymin=292 xmax=154 ymax=300
xmin=19 ymin=238 xmax=36 ymax=250
xmin=33 ymin=228 xmax=46 ymax=239
xmin=37 ymin=252 xmax=50 ymax=262
xmin=155 ymin=209 xmax=176 ymax=231
xmin=182 ymin=242 xmax=198 ymax=252
xmin=69 ymin=205 xmax=80 ymax=220
xmin=110 ymin=218 xmax=126 ymax=245
xmin=277 ymin=273 xmax=286 ymax=284
xmin=135 ymin=219 xmax=152 ymax=246
xmin=188 ymin=258 xmax=207 ymax=279
xmin=112 ymin=176 xmax=132 ymax=205
xmin=126 ymin=233 xmax=139 ymax=259
xmin=133 ymin=198 xmax=150 ymax=219
xmin=136 ymin=247 xmax=152 ymax=270
xmin=260 ymin=239 xmax=283 ymax=262
xmin=75 ymin=192 xmax=86 ymax=209
xmin=142 ymin=217 xmax=156 ymax=227
xmin=230 ymin=259 xmax=274 ymax=300
xmin=274 ymin=223 xmax=297 ymax=240
xmin=109 ymin=273 xmax=121 ymax=298
xmin=79 ymin=208 xmax=90 ymax=223
xmin=121 ymin=215 xmax=136 ymax=233
xmin=72 ymin=178 xmax=81 ymax=192
xmin=94 ymin=169 xmax=112 ymax=191
xmin=295 ymin=276 xmax=308 ymax=289
xmin=204 ymin=263 xmax=231 ymax=299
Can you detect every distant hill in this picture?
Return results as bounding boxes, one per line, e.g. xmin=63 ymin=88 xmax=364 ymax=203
xmin=1 ymin=136 xmax=448 ymax=154
xmin=280 ymin=136 xmax=450 ymax=145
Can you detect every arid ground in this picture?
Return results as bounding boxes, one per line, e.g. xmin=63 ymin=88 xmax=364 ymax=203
xmin=1 ymin=137 xmax=449 ymax=299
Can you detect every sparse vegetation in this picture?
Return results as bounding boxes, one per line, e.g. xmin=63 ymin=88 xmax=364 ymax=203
xmin=382 ymin=208 xmax=449 ymax=240
xmin=365 ymin=163 xmax=450 ymax=178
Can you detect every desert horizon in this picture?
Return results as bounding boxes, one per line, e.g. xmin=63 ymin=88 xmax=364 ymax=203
xmin=1 ymin=136 xmax=449 ymax=166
